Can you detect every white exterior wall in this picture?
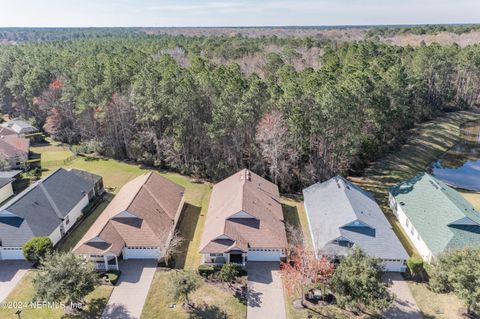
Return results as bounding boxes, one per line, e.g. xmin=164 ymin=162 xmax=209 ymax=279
xmin=48 ymin=194 xmax=89 ymax=245
xmin=202 ymin=253 xmax=227 ymax=264
xmin=390 ymin=194 xmax=433 ymax=262
xmin=0 ymin=182 xmax=14 ymax=203
xmin=49 ymin=225 xmax=63 ymax=245
xmin=63 ymin=194 xmax=89 ymax=232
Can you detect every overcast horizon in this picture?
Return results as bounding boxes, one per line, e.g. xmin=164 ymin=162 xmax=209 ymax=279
xmin=1 ymin=0 xmax=480 ymax=28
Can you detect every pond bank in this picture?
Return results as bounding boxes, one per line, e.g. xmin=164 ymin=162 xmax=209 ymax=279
xmin=350 ymin=109 xmax=480 ymax=256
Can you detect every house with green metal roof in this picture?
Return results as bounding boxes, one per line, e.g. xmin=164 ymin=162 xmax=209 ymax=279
xmin=389 ymin=172 xmax=480 ymax=262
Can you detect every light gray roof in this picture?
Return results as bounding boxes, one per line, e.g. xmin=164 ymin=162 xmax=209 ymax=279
xmin=1 ymin=119 xmax=38 ymax=134
xmin=0 ymin=170 xmax=22 ymax=179
xmin=303 ymin=176 xmax=408 ymax=260
xmin=0 ymin=168 xmax=101 ymax=247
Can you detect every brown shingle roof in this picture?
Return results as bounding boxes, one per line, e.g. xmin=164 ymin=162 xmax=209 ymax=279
xmin=0 ymin=133 xmax=29 ymax=159
xmin=199 ymin=169 xmax=287 ymax=253
xmin=73 ymin=172 xmax=185 ymax=256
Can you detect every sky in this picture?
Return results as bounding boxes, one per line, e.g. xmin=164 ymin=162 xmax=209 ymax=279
xmin=0 ymin=0 xmax=479 ymax=27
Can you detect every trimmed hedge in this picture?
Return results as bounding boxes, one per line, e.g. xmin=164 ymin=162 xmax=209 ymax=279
xmin=198 ymin=264 xmax=220 ymax=277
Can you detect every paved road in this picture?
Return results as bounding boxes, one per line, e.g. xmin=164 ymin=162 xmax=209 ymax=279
xmin=0 ymin=261 xmax=31 ymax=302
xmin=247 ymin=262 xmax=286 ymax=319
xmin=101 ymin=260 xmax=157 ymax=319
xmin=384 ymin=273 xmax=423 ymax=319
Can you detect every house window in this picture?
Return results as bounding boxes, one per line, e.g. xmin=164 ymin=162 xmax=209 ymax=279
xmin=65 ymin=216 xmax=70 ymax=225
xmin=210 ymin=253 xmax=222 ymax=257
xmin=405 ymin=219 xmax=410 ymax=228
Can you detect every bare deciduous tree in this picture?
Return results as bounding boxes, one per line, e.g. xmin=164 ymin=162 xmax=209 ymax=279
xmin=160 ymin=230 xmax=185 ymax=267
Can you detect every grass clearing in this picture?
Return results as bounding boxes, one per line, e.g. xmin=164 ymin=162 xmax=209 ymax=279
xmin=0 ymin=271 xmax=113 ymax=319
xmin=408 ymin=282 xmax=464 ymax=319
xmin=281 ymin=195 xmax=312 ymax=249
xmin=141 ymin=271 xmax=246 ymax=319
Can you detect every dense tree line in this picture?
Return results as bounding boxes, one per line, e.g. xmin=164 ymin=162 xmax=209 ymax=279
xmin=0 ymin=36 xmax=479 ymax=191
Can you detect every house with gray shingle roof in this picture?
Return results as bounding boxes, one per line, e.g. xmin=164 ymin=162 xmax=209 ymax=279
xmin=389 ymin=172 xmax=480 ymax=263
xmin=304 ymin=176 xmax=408 ymax=272
xmin=0 ymin=168 xmax=103 ymax=260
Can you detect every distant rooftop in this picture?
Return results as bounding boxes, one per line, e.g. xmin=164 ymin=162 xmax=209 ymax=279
xmin=1 ymin=119 xmax=38 ymax=135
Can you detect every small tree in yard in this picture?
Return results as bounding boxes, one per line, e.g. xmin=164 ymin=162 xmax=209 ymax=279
xmin=22 ymin=237 xmax=53 ymax=264
xmin=218 ymin=263 xmax=240 ymax=283
xmin=407 ymin=256 xmax=425 ymax=281
xmin=161 ymin=230 xmax=185 ymax=267
xmin=430 ymin=247 xmax=480 ymax=316
xmin=281 ymin=246 xmax=334 ymax=307
xmin=168 ymin=270 xmax=202 ymax=310
xmin=33 ymin=252 xmax=98 ymax=312
xmin=330 ymin=247 xmax=393 ymax=314
xmin=285 ymin=223 xmax=304 ymax=257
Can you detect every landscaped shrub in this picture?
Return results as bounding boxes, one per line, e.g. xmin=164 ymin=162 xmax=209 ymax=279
xmin=407 ymin=256 xmax=425 ymax=281
xmin=218 ymin=263 xmax=241 ymax=282
xmin=198 ymin=264 xmax=217 ymax=277
xmin=22 ymin=237 xmax=53 ymax=264
xmin=105 ymin=270 xmax=121 ymax=285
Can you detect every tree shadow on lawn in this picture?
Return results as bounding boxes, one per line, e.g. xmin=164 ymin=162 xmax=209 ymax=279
xmin=188 ymin=304 xmax=229 ymax=319
xmin=62 ymin=297 xmax=110 ymax=319
xmin=174 ymin=203 xmax=202 ymax=269
xmin=281 ymin=203 xmax=301 ymax=228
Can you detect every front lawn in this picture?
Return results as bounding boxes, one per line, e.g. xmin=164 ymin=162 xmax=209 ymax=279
xmin=0 ymin=271 xmax=113 ymax=319
xmin=141 ymin=270 xmax=246 ymax=319
xmin=408 ymin=282 xmax=464 ymax=319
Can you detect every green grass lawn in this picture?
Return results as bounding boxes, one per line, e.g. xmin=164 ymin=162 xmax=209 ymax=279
xmin=30 ymin=142 xmax=74 ymax=173
xmin=0 ymin=271 xmax=113 ymax=319
xmin=141 ymin=271 xmax=246 ymax=319
xmin=408 ymin=282 xmax=464 ymax=319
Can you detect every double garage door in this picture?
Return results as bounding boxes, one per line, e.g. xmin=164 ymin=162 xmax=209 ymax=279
xmin=247 ymin=248 xmax=282 ymax=262
xmin=123 ymin=247 xmax=160 ymax=260
xmin=0 ymin=248 xmax=25 ymax=260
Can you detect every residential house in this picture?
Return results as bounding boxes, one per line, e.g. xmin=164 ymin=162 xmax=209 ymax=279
xmin=389 ymin=172 xmax=480 ymax=262
xmin=73 ymin=172 xmax=185 ymax=271
xmin=0 ymin=168 xmax=103 ymax=260
xmin=0 ymin=127 xmax=30 ymax=169
xmin=1 ymin=120 xmax=38 ymax=136
xmin=199 ymin=169 xmax=288 ymax=266
xmin=303 ymin=176 xmax=409 ymax=272
xmin=0 ymin=171 xmax=21 ymax=203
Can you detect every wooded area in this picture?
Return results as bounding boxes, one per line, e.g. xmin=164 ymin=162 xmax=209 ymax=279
xmin=1 ymin=33 xmax=479 ymax=190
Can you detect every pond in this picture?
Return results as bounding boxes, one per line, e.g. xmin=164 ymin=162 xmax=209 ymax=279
xmin=430 ymin=120 xmax=480 ymax=191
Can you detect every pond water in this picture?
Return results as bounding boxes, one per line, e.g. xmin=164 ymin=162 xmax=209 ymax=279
xmin=430 ymin=120 xmax=480 ymax=191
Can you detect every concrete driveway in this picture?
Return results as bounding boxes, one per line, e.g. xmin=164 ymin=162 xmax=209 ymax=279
xmin=247 ymin=262 xmax=286 ymax=319
xmin=384 ymin=273 xmax=423 ymax=319
xmin=101 ymin=260 xmax=157 ymax=319
xmin=0 ymin=261 xmax=31 ymax=302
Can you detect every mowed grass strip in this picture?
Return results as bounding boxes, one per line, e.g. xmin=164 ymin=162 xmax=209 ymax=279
xmin=0 ymin=271 xmax=113 ymax=319
xmin=141 ymin=271 xmax=246 ymax=319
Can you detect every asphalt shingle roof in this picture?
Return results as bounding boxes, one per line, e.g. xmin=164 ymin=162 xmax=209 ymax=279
xmin=0 ymin=168 xmax=100 ymax=247
xmin=390 ymin=172 xmax=480 ymax=257
xmin=303 ymin=176 xmax=408 ymax=260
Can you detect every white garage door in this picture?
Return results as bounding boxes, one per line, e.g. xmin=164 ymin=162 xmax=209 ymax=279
xmin=0 ymin=248 xmax=25 ymax=260
xmin=247 ymin=249 xmax=282 ymax=262
xmin=123 ymin=247 xmax=160 ymax=260
xmin=384 ymin=260 xmax=407 ymax=272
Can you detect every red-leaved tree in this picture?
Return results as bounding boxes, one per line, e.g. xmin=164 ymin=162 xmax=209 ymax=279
xmin=281 ymin=246 xmax=334 ymax=307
